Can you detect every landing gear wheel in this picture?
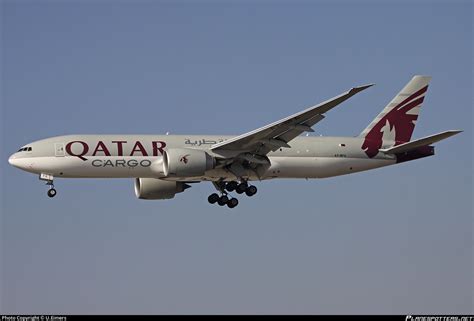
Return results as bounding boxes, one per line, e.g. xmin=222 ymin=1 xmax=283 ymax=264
xmin=227 ymin=198 xmax=239 ymax=208
xmin=225 ymin=181 xmax=238 ymax=192
xmin=245 ymin=185 xmax=257 ymax=197
xmin=208 ymin=193 xmax=219 ymax=204
xmin=236 ymin=182 xmax=248 ymax=194
xmin=217 ymin=195 xmax=229 ymax=206
xmin=47 ymin=188 xmax=57 ymax=198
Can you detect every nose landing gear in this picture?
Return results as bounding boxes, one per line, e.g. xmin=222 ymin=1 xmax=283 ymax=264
xmin=40 ymin=173 xmax=57 ymax=198
xmin=47 ymin=187 xmax=57 ymax=198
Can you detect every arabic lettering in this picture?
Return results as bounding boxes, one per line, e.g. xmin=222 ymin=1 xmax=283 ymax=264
xmin=184 ymin=138 xmax=225 ymax=146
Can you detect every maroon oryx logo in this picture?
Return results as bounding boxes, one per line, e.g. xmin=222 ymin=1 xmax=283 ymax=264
xmin=179 ymin=154 xmax=190 ymax=164
xmin=362 ymin=85 xmax=428 ymax=158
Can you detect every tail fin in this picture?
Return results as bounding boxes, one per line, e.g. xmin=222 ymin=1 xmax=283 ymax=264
xmin=360 ymin=75 xmax=432 ymax=158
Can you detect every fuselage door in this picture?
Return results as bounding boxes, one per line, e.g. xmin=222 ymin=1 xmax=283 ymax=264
xmin=55 ymin=143 xmax=65 ymax=157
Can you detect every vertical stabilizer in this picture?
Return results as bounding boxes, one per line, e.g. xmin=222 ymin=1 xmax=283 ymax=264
xmin=360 ymin=75 xmax=431 ymax=158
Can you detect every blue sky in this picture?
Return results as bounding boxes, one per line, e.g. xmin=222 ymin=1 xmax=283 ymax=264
xmin=1 ymin=0 xmax=472 ymax=314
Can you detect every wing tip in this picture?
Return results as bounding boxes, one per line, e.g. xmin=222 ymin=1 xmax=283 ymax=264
xmin=350 ymin=83 xmax=375 ymax=94
xmin=446 ymin=129 xmax=463 ymax=135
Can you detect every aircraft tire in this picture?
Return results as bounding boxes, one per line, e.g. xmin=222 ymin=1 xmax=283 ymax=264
xmin=208 ymin=193 xmax=219 ymax=204
xmin=227 ymin=198 xmax=239 ymax=208
xmin=236 ymin=183 xmax=247 ymax=194
xmin=47 ymin=188 xmax=57 ymax=198
xmin=218 ymin=195 xmax=228 ymax=206
xmin=225 ymin=181 xmax=238 ymax=192
xmin=245 ymin=185 xmax=257 ymax=197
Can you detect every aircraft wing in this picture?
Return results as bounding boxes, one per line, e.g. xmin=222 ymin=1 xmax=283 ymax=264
xmin=211 ymin=83 xmax=374 ymax=156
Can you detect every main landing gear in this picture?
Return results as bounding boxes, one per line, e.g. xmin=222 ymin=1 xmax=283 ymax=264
xmin=208 ymin=193 xmax=239 ymax=208
xmin=208 ymin=181 xmax=257 ymax=209
xmin=39 ymin=173 xmax=57 ymax=198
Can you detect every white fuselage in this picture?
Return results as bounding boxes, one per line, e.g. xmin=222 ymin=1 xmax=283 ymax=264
xmin=8 ymin=134 xmax=396 ymax=181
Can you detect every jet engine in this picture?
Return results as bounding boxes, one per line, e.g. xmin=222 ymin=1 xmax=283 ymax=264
xmin=163 ymin=148 xmax=215 ymax=177
xmin=134 ymin=178 xmax=190 ymax=200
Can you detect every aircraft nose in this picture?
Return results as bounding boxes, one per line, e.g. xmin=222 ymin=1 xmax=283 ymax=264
xmin=8 ymin=152 xmax=36 ymax=172
xmin=8 ymin=153 xmax=20 ymax=167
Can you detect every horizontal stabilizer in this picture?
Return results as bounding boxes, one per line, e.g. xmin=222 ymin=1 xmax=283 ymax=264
xmin=379 ymin=130 xmax=462 ymax=154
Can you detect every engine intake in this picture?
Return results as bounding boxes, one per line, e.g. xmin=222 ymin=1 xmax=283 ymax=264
xmin=163 ymin=148 xmax=215 ymax=177
xmin=134 ymin=178 xmax=190 ymax=200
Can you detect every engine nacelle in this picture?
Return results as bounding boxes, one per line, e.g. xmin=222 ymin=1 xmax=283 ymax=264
xmin=163 ymin=148 xmax=215 ymax=177
xmin=134 ymin=178 xmax=190 ymax=200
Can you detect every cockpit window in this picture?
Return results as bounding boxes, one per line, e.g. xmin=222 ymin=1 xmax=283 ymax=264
xmin=17 ymin=147 xmax=32 ymax=152
xmin=27 ymin=147 xmax=32 ymax=151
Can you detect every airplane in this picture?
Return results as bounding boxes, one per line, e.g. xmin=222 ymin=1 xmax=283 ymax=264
xmin=8 ymin=75 xmax=462 ymax=208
